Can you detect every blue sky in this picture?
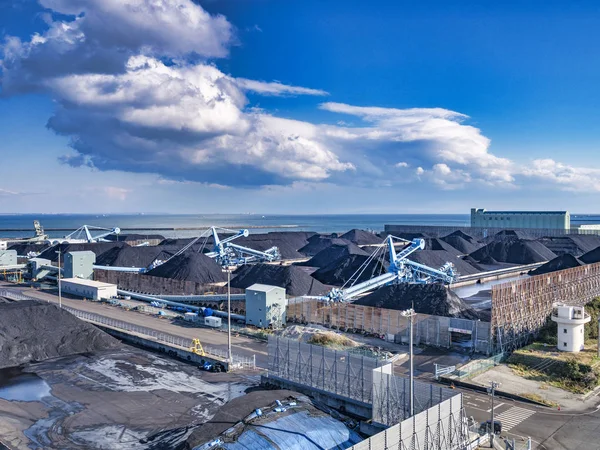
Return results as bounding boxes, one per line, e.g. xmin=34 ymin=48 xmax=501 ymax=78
xmin=1 ymin=0 xmax=600 ymax=214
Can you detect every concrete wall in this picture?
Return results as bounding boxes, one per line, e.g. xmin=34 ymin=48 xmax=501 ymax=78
xmin=470 ymin=208 xmax=569 ymax=230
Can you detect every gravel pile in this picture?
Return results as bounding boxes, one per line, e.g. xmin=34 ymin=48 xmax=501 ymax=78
xmin=469 ymin=238 xmax=556 ymax=265
xmin=146 ymin=253 xmax=227 ymax=284
xmin=529 ymin=254 xmax=584 ymax=276
xmin=354 ymin=283 xmax=480 ymax=320
xmin=96 ymin=245 xmax=181 ymax=268
xmin=298 ymin=236 xmax=354 ymax=256
xmin=340 ymin=229 xmax=382 ymax=245
xmin=441 ymin=230 xmax=482 ymax=254
xmin=300 ymin=243 xmax=368 ymax=268
xmin=407 ymin=251 xmax=480 ymax=275
xmin=312 ymin=254 xmax=388 ymax=286
xmin=231 ymin=264 xmax=329 ymax=296
xmin=37 ymin=242 xmax=126 ymax=262
xmin=0 ymin=300 xmax=120 ymax=369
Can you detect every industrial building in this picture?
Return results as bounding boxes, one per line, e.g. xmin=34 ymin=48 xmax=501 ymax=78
xmin=63 ymin=251 xmax=96 ymax=279
xmin=470 ymin=208 xmax=570 ymax=230
xmin=0 ymin=250 xmax=17 ymax=266
xmin=245 ymin=284 xmax=287 ymax=329
xmin=551 ymin=304 xmax=590 ymax=352
xmin=59 ymin=278 xmax=118 ymax=300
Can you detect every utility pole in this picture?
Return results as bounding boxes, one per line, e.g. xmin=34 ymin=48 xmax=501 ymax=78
xmin=56 ymin=249 xmax=62 ymax=309
xmin=402 ymin=308 xmax=416 ymax=417
xmin=227 ymin=267 xmax=232 ymax=365
xmin=488 ymin=380 xmax=500 ymax=447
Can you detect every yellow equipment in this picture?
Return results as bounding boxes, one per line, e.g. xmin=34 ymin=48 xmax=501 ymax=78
xmin=190 ymin=338 xmax=205 ymax=356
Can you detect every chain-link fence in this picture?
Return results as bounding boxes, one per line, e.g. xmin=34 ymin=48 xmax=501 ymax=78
xmin=453 ymin=352 xmax=505 ymax=380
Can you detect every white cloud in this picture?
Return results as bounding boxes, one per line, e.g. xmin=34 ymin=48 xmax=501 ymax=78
xmin=103 ymin=186 xmax=130 ymax=201
xmin=236 ymin=78 xmax=328 ymax=96
xmin=520 ymin=159 xmax=600 ymax=192
xmin=395 ymin=162 xmax=409 ymax=168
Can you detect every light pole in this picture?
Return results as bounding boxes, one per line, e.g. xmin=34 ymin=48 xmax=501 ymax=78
xmin=401 ymin=308 xmax=416 ymax=417
xmin=226 ymin=266 xmax=232 ymax=364
xmin=488 ymin=380 xmax=500 ymax=447
xmin=56 ymin=249 xmax=62 ymax=309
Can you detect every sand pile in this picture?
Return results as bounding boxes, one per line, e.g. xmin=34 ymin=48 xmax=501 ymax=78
xmin=529 ymin=254 xmax=584 ymax=276
xmin=300 ymin=242 xmax=368 ymax=268
xmin=469 ymin=238 xmax=556 ymax=265
xmin=0 ymin=300 xmax=120 ymax=369
xmin=96 ymin=245 xmax=181 ymax=267
xmin=355 ymin=284 xmax=480 ymax=320
xmin=37 ymin=242 xmax=126 ymax=262
xmin=231 ymin=264 xmax=329 ymax=296
xmin=578 ymin=246 xmax=600 ymax=264
xmin=312 ymin=254 xmax=388 ymax=286
xmin=298 ymin=236 xmax=354 ymax=256
xmin=441 ymin=230 xmax=482 ymax=254
xmin=340 ymin=229 xmax=382 ymax=245
xmin=406 ymin=251 xmax=480 ymax=275
xmin=146 ymin=253 xmax=227 ymax=284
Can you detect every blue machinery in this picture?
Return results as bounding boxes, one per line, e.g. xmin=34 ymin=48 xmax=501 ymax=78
xmin=326 ymin=235 xmax=458 ymax=302
xmin=48 ymin=225 xmax=121 ymax=245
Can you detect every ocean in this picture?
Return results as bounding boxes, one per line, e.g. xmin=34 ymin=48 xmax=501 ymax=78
xmin=0 ymin=213 xmax=598 ymax=239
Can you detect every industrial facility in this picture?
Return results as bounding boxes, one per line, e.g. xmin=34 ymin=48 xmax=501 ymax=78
xmin=471 ymin=208 xmax=571 ymax=230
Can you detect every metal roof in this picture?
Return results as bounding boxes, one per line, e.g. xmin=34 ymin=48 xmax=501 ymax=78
xmin=246 ymin=284 xmax=285 ymax=293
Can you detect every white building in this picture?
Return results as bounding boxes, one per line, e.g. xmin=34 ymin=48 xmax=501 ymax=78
xmin=245 ymin=284 xmax=287 ymax=329
xmin=60 ymin=278 xmax=117 ymax=300
xmin=551 ymin=304 xmax=590 ymax=352
xmin=471 ymin=208 xmax=570 ymax=230
xmin=0 ymin=241 xmax=7 ymax=251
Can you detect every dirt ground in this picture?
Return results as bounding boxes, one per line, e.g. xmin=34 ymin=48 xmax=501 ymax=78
xmin=0 ymin=347 xmax=258 ymax=450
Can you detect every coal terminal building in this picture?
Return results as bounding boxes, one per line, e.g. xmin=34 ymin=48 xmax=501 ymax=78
xmin=470 ymin=208 xmax=570 ymax=230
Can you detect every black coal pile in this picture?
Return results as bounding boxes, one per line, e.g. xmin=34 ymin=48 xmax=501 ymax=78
xmin=529 ymin=254 xmax=584 ymax=276
xmin=340 ymin=229 xmax=382 ymax=245
xmin=491 ymin=230 xmax=534 ymax=240
xmin=300 ymin=242 xmax=368 ymax=268
xmin=37 ymin=242 xmax=127 ymax=262
xmin=441 ymin=230 xmax=482 ymax=254
xmin=7 ymin=243 xmax=49 ymax=255
xmin=231 ymin=264 xmax=329 ymax=296
xmin=579 ymin=246 xmax=600 ymax=264
xmin=469 ymin=238 xmax=556 ymax=265
xmin=407 ymin=251 xmax=480 ymax=275
xmin=355 ymin=284 xmax=480 ymax=320
xmin=237 ymin=231 xmax=316 ymax=259
xmin=539 ymin=235 xmax=600 ymax=257
xmin=298 ymin=236 xmax=354 ymax=256
xmin=96 ymin=245 xmax=181 ymax=268
xmin=422 ymin=238 xmax=464 ymax=256
xmin=146 ymin=253 xmax=226 ymax=284
xmin=312 ymin=254 xmax=388 ymax=286
xmin=0 ymin=299 xmax=120 ymax=369
xmin=106 ymin=233 xmax=165 ymax=242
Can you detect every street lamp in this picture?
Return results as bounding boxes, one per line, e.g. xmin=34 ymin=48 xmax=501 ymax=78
xmin=488 ymin=380 xmax=500 ymax=447
xmin=222 ymin=265 xmax=233 ymax=365
xmin=401 ymin=308 xmax=416 ymax=417
xmin=56 ymin=249 xmax=62 ymax=309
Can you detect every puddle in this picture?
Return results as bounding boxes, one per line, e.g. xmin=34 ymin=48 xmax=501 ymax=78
xmin=0 ymin=367 xmax=51 ymax=402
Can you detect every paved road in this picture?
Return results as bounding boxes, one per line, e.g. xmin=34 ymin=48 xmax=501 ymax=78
xmin=461 ymin=388 xmax=600 ymax=449
xmin=2 ymin=284 xmax=269 ymax=368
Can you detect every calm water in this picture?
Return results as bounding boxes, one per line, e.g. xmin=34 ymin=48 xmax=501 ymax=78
xmin=0 ymin=213 xmax=471 ymax=238
xmin=0 ymin=368 xmax=51 ymax=402
xmin=0 ymin=213 xmax=598 ymax=239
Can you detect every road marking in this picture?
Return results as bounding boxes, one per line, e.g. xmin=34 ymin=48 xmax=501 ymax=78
xmin=495 ymin=406 xmax=536 ymax=431
xmin=486 ymin=402 xmax=504 ymax=412
xmin=467 ymin=402 xmax=478 ymax=407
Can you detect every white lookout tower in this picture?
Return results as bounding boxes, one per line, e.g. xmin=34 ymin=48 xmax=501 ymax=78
xmin=551 ymin=303 xmax=590 ymax=352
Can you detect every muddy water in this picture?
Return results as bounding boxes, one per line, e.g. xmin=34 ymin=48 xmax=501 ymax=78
xmin=0 ymin=367 xmax=51 ymax=402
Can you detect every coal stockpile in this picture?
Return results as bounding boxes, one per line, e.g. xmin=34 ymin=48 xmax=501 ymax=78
xmin=0 ymin=299 xmax=120 ymax=369
xmin=238 ymin=231 xmax=316 ymax=259
xmin=340 ymin=229 xmax=382 ymax=245
xmin=422 ymin=238 xmax=463 ymax=256
xmin=231 ymin=264 xmax=329 ymax=296
xmin=37 ymin=242 xmax=127 ymax=262
xmin=300 ymin=242 xmax=368 ymax=268
xmin=312 ymin=254 xmax=388 ymax=286
xmin=441 ymin=230 xmax=482 ymax=254
xmin=491 ymin=229 xmax=534 ymax=241
xmin=355 ymin=283 xmax=480 ymax=320
xmin=105 ymin=233 xmax=165 ymax=242
xmin=95 ymin=245 xmax=181 ymax=268
xmin=146 ymin=253 xmax=227 ymax=284
xmin=579 ymin=246 xmax=600 ymax=264
xmin=469 ymin=238 xmax=556 ymax=265
xmin=529 ymin=254 xmax=584 ymax=276
xmin=407 ymin=251 xmax=480 ymax=275
xmin=7 ymin=242 xmax=49 ymax=255
xmin=298 ymin=236 xmax=354 ymax=256
xmin=539 ymin=235 xmax=600 ymax=257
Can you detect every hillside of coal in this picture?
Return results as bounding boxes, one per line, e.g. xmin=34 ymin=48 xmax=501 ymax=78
xmin=539 ymin=235 xmax=600 ymax=257
xmin=96 ymin=245 xmax=182 ymax=268
xmin=580 ymin=246 xmax=600 ymax=264
xmin=231 ymin=264 xmax=329 ymax=296
xmin=37 ymin=242 xmax=127 ymax=262
xmin=0 ymin=299 xmax=120 ymax=369
xmin=469 ymin=238 xmax=556 ymax=265
xmin=441 ymin=230 xmax=482 ymax=254
xmin=529 ymin=254 xmax=584 ymax=276
xmin=299 ymin=242 xmax=368 ymax=268
xmin=236 ymin=231 xmax=315 ymax=259
xmin=355 ymin=284 xmax=480 ymax=320
xmin=340 ymin=229 xmax=382 ymax=245
xmin=312 ymin=254 xmax=389 ymax=286
xmin=146 ymin=253 xmax=227 ymax=284
xmin=7 ymin=242 xmax=49 ymax=255
xmin=298 ymin=236 xmax=355 ymax=256
xmin=407 ymin=250 xmax=480 ymax=276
